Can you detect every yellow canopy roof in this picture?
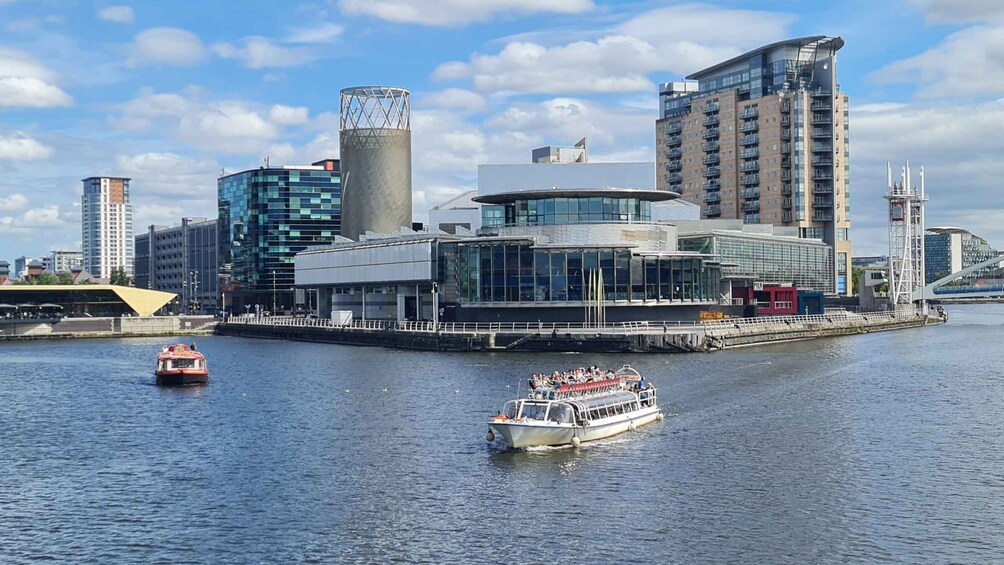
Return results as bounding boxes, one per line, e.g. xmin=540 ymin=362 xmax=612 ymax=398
xmin=0 ymin=285 xmax=177 ymax=316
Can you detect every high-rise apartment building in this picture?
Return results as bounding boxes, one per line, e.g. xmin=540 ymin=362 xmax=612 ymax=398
xmin=135 ymin=218 xmax=219 ymax=314
xmin=13 ymin=256 xmax=31 ymax=279
xmin=82 ymin=176 xmax=134 ymax=279
xmin=218 ymin=159 xmax=341 ymax=312
xmin=656 ymin=36 xmax=850 ymax=294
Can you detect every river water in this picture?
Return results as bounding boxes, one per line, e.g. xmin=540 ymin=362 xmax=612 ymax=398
xmin=1 ymin=304 xmax=1002 ymax=563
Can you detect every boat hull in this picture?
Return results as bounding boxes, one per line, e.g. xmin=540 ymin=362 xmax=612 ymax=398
xmin=490 ymin=407 xmax=661 ymax=449
xmin=156 ymin=370 xmax=209 ymax=387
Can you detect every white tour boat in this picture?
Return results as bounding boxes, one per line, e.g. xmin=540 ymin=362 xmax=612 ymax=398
xmin=487 ymin=365 xmax=663 ymax=449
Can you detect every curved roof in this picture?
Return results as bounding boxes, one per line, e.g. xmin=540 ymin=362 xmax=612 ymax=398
xmin=0 ymin=285 xmax=176 ymax=316
xmin=927 ymin=226 xmax=974 ymax=235
xmin=686 ymin=36 xmax=844 ymax=80
xmin=473 ymin=188 xmax=680 ymax=205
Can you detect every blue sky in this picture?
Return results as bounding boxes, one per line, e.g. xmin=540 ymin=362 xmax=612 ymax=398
xmin=1 ymin=0 xmax=1003 ymax=263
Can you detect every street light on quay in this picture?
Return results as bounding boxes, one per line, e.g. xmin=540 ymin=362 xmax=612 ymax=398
xmin=272 ymin=270 xmax=277 ymax=316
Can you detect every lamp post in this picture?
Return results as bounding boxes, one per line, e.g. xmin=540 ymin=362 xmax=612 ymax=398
xmin=431 ymin=282 xmax=439 ymax=328
xmin=190 ymin=270 xmax=199 ymax=314
xmin=272 ymin=270 xmax=277 ymax=316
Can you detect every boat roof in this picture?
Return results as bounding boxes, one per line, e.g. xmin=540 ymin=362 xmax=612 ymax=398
xmin=158 ymin=344 xmax=205 ymax=360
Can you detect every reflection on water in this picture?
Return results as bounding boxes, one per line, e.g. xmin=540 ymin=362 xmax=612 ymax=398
xmin=0 ymin=304 xmax=1002 ymax=563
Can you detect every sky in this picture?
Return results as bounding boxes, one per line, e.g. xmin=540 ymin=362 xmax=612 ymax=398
xmin=0 ymin=0 xmax=1002 ymax=263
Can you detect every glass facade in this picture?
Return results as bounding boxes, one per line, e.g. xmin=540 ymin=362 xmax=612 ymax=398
xmin=218 ymin=162 xmax=341 ymax=306
xmin=680 ymin=234 xmax=834 ymax=293
xmin=458 ymin=243 xmax=718 ymax=304
xmin=482 ymin=196 xmax=652 ymax=228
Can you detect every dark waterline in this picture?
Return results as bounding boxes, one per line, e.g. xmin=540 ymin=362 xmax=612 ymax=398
xmin=1 ymin=304 xmax=1002 ymax=563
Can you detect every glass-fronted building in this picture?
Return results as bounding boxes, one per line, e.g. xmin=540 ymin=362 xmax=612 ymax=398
xmin=218 ymin=159 xmax=341 ymax=313
xmin=925 ymin=227 xmax=999 ymax=283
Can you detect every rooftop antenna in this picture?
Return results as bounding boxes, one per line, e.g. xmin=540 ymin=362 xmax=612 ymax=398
xmin=264 ymin=156 xmax=270 ymax=168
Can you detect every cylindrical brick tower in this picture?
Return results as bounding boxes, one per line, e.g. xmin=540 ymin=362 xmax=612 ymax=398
xmin=339 ymin=86 xmax=412 ymax=241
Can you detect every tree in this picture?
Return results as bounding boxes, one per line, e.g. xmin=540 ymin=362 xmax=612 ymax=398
xmin=110 ymin=266 xmax=132 ymax=287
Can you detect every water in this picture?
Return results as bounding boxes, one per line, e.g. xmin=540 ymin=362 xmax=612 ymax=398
xmin=1 ymin=304 xmax=1002 ymax=563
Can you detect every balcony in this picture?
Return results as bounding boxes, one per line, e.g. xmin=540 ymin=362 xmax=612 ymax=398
xmin=703 ymin=166 xmax=721 ymax=178
xmin=812 ymin=157 xmax=833 ymax=166
xmin=741 ymin=187 xmax=760 ymax=199
xmin=782 ymin=210 xmax=793 ymax=222
xmin=780 ymin=101 xmax=791 ymax=112
xmin=741 ymin=201 xmax=760 ymax=213
xmin=781 ymin=183 xmax=792 ymax=195
xmin=781 ymin=197 xmax=793 ymax=209
xmin=781 ymin=170 xmax=792 ymax=181
xmin=810 ymin=101 xmax=832 ymax=111
xmin=781 ymin=157 xmax=792 ymax=168
xmin=811 ymin=114 xmax=832 ymax=124
xmin=740 ymin=161 xmax=759 ymax=173
xmin=813 ymin=183 xmax=834 ymax=193
xmin=706 ymin=204 xmax=722 ymax=216
xmin=780 ymin=130 xmax=791 ymax=141
xmin=811 ymin=128 xmax=831 ymax=139
xmin=740 ymin=134 xmax=759 ymax=146
xmin=666 ymin=135 xmax=682 ymax=146
xmin=740 ymin=122 xmax=759 ymax=133
xmin=704 ymin=192 xmax=721 ymax=203
xmin=741 ymin=173 xmax=759 ymax=185
xmin=744 ymin=213 xmax=760 ymax=223
xmin=702 ymin=154 xmax=720 ymax=165
xmin=813 ymin=170 xmax=833 ymax=180
xmin=780 ymin=143 xmax=791 ymax=154
xmin=665 ymin=160 xmax=682 ymax=171
xmin=703 ymin=101 xmax=720 ymax=114
xmin=703 ymin=180 xmax=721 ymax=191
xmin=666 ymin=148 xmax=682 ymax=159
xmin=780 ymin=115 xmax=791 ymax=127
xmin=740 ymin=107 xmax=759 ymax=119
xmin=812 ymin=144 xmax=832 ymax=153
xmin=702 ymin=128 xmax=721 ymax=139
xmin=737 ymin=83 xmax=750 ymax=93
xmin=703 ymin=115 xmax=720 ymax=127
xmin=811 ymin=89 xmax=832 ymax=97
xmin=666 ymin=173 xmax=682 ymax=184
xmin=813 ymin=211 xmax=834 ymax=221
xmin=741 ymin=147 xmax=759 ymax=159
xmin=666 ymin=122 xmax=683 ymax=134
xmin=813 ymin=197 xmax=834 ymax=208
xmin=703 ymin=141 xmax=720 ymax=152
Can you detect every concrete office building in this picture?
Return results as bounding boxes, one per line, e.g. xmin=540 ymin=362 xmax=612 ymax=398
xmin=134 ymin=217 xmax=219 ymax=314
xmin=218 ymin=159 xmax=342 ymax=313
xmin=925 ymin=226 xmax=1000 ymax=283
xmin=656 ymin=36 xmax=851 ymax=294
xmin=13 ymin=256 xmax=31 ymax=279
xmin=82 ymin=176 xmax=134 ymax=278
xmin=339 ymin=86 xmax=412 ymax=241
xmin=50 ymin=250 xmax=82 ymax=274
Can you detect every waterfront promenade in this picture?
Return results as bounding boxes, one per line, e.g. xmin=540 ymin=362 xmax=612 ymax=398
xmin=0 ymin=315 xmax=217 ymax=340
xmin=218 ymin=307 xmax=945 ymax=353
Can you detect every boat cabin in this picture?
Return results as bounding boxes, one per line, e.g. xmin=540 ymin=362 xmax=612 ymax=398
xmin=157 ymin=356 xmax=206 ymax=372
xmin=502 ymin=389 xmax=653 ymax=425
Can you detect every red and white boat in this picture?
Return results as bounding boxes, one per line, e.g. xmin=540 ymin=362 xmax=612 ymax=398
xmin=155 ymin=344 xmax=209 ymax=386
xmin=487 ymin=365 xmax=662 ymax=449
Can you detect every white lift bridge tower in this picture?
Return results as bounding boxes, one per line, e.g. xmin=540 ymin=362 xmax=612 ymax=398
xmin=884 ymin=162 xmax=927 ymax=309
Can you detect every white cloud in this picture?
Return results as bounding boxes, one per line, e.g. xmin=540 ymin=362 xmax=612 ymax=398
xmin=269 ymin=104 xmax=309 ymax=125
xmin=286 ymin=23 xmax=343 ymax=44
xmin=213 ymin=36 xmax=316 ymax=69
xmin=0 ymin=48 xmax=72 ymax=107
xmin=129 ymin=27 xmax=206 ymax=67
xmin=912 ymin=0 xmax=1004 ymax=24
xmin=433 ymin=4 xmax=795 ymax=95
xmin=0 ymin=193 xmax=28 ymax=212
xmin=98 ymin=5 xmax=135 ymax=24
xmin=874 ymin=25 xmax=1004 ymax=97
xmin=21 ymin=205 xmax=64 ymax=227
xmin=420 ymin=88 xmax=487 ymax=113
xmin=338 ymin=0 xmax=595 ymax=26
xmin=0 ymin=134 xmax=54 ymax=160
xmin=110 ymin=89 xmax=306 ymax=154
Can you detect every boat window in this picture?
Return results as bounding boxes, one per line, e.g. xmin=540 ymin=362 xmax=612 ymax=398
xmin=502 ymin=401 xmax=519 ymax=419
xmin=519 ymin=402 xmax=548 ymax=420
xmin=547 ymin=403 xmax=573 ymax=424
xmin=174 ymin=358 xmax=196 ymax=369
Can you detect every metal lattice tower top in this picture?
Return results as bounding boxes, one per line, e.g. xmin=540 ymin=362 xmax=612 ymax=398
xmin=884 ymin=161 xmax=928 ymax=308
xmin=339 ymin=86 xmax=410 ymax=131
